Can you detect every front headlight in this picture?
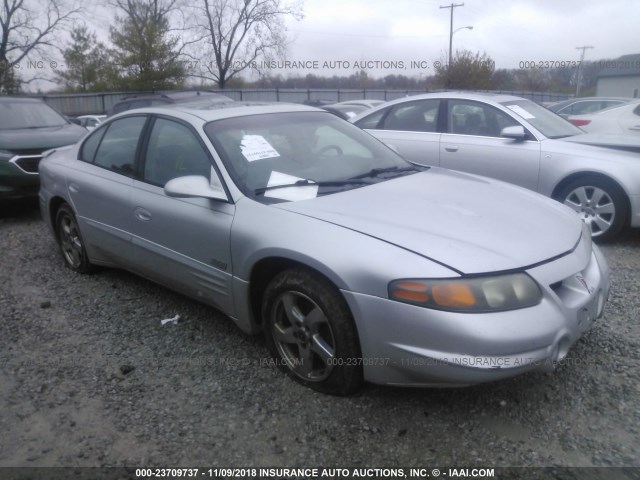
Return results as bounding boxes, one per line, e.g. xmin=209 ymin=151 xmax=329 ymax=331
xmin=389 ymin=273 xmax=542 ymax=313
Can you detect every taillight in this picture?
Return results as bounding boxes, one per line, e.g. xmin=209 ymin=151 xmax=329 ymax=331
xmin=570 ymin=119 xmax=592 ymax=127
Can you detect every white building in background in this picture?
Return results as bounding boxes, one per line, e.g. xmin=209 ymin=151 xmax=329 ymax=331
xmin=596 ymin=53 xmax=640 ymax=98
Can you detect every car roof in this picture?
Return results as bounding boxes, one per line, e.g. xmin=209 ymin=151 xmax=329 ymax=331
xmin=110 ymin=101 xmax=322 ymax=123
xmin=382 ymin=91 xmax=527 ymax=103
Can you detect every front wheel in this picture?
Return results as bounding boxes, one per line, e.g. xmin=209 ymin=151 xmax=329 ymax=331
xmin=262 ymin=268 xmax=363 ymax=395
xmin=557 ymin=177 xmax=627 ymax=242
xmin=55 ymin=204 xmax=92 ymax=273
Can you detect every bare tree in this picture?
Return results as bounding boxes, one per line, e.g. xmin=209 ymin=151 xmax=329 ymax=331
xmin=193 ymin=0 xmax=303 ymax=89
xmin=0 ymin=0 xmax=82 ymax=93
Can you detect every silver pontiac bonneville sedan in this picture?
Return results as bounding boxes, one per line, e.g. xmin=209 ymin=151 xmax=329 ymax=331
xmin=39 ymin=102 xmax=610 ymax=395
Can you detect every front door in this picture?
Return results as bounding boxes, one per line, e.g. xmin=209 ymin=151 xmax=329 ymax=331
xmin=440 ymin=99 xmax=542 ymax=191
xmin=128 ymin=117 xmax=236 ymax=313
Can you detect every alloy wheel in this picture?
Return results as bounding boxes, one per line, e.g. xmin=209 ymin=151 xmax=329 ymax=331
xmin=270 ymin=291 xmax=336 ymax=382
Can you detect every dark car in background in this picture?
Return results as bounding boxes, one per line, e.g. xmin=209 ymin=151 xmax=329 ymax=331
xmin=0 ymin=97 xmax=87 ymax=200
xmin=107 ymin=90 xmax=233 ymax=116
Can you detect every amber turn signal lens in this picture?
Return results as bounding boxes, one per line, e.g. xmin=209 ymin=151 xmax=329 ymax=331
xmin=392 ymin=281 xmax=430 ymax=303
xmin=432 ymin=283 xmax=476 ymax=308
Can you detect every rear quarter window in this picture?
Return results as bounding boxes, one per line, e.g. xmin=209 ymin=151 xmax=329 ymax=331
xmin=79 ymin=127 xmax=107 ymax=163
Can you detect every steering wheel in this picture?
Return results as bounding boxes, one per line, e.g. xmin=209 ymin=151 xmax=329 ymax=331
xmin=317 ymin=144 xmax=343 ymax=156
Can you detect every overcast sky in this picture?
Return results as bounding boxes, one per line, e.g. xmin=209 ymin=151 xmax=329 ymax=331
xmin=23 ymin=0 xmax=640 ymax=90
xmin=267 ymin=0 xmax=640 ymax=78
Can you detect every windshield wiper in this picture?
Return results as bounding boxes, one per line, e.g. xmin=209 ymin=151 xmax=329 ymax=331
xmin=348 ymin=165 xmax=424 ymax=180
xmin=254 ymin=178 xmax=371 ymax=195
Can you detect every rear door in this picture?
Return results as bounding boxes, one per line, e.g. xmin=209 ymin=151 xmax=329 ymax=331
xmin=67 ymin=115 xmax=148 ymax=264
xmin=354 ymin=99 xmax=442 ymax=166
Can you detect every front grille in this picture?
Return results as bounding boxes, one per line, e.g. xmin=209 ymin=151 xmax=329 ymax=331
xmin=11 ymin=155 xmax=43 ymax=174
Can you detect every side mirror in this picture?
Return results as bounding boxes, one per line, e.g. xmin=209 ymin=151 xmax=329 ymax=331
xmin=500 ymin=125 xmax=526 ymax=140
xmin=164 ymin=175 xmax=227 ymax=201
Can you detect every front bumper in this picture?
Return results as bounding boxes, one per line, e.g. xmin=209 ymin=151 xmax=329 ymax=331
xmin=343 ymin=241 xmax=610 ymax=387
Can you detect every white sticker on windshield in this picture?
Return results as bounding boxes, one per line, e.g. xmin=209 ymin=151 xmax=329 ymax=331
xmin=240 ymin=135 xmax=280 ymax=162
xmin=506 ymin=105 xmax=535 ymax=119
xmin=264 ymin=171 xmax=318 ymax=201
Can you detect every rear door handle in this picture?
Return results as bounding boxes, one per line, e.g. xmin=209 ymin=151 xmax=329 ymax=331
xmin=69 ymin=182 xmax=80 ymax=193
xmin=134 ymin=207 xmax=152 ymax=222
xmin=630 ymin=125 xmax=640 ymax=131
xmin=444 ymin=146 xmax=459 ymax=152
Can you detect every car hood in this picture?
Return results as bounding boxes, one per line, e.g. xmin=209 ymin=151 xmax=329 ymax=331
xmin=276 ymin=169 xmax=581 ymax=274
xmin=558 ymin=133 xmax=640 ymax=153
xmin=0 ymin=124 xmax=87 ymax=151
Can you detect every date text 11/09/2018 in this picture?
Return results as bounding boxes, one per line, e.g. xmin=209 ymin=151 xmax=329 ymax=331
xmin=135 ymin=467 xmax=496 ymax=478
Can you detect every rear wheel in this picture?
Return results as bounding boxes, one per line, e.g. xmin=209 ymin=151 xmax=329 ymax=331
xmin=55 ymin=204 xmax=92 ymax=273
xmin=262 ymin=268 xmax=363 ymax=395
xmin=557 ymin=176 xmax=627 ymax=241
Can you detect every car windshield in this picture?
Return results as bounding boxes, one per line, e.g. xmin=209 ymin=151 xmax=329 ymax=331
xmin=499 ymin=99 xmax=584 ymax=139
xmin=0 ymin=100 xmax=68 ymax=130
xmin=204 ymin=111 xmax=420 ymax=203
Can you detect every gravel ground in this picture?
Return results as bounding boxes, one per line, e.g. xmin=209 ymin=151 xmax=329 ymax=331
xmin=1 ymin=200 xmax=639 ymax=474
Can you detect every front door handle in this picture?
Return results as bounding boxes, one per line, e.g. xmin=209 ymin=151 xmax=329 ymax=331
xmin=630 ymin=125 xmax=640 ymax=131
xmin=134 ymin=207 xmax=152 ymax=222
xmin=444 ymin=146 xmax=459 ymax=152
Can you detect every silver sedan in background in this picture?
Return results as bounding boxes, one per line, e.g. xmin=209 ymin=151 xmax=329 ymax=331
xmin=351 ymin=92 xmax=640 ymax=241
xmin=40 ymin=103 xmax=609 ymax=395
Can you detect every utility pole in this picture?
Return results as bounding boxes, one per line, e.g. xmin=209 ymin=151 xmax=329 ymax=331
xmin=575 ymin=45 xmax=594 ymax=97
xmin=440 ymin=2 xmax=464 ymax=88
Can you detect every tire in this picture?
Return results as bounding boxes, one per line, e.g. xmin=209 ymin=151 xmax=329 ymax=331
xmin=557 ymin=176 xmax=628 ymax=242
xmin=262 ymin=268 xmax=363 ymax=396
xmin=55 ymin=204 xmax=92 ymax=273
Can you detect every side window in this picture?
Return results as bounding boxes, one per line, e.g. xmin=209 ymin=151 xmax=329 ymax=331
xmin=601 ymin=101 xmax=624 ymax=111
xmin=572 ymin=101 xmax=605 ymax=115
xmin=448 ymin=100 xmax=518 ymax=137
xmin=79 ymin=127 xmax=107 ymax=162
xmin=94 ymin=116 xmax=147 ymax=175
xmin=354 ymin=108 xmax=387 ymax=130
xmin=143 ymin=118 xmax=212 ymax=186
xmin=381 ymin=100 xmax=440 ymax=132
xmin=129 ymin=99 xmax=151 ymax=109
